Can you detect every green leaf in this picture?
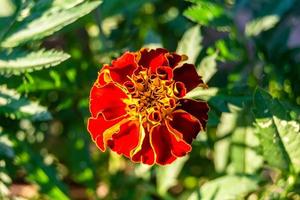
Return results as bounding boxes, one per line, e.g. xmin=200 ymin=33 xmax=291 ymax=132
xmin=197 ymin=52 xmax=217 ymax=82
xmin=11 ymin=136 xmax=70 ymax=200
xmin=33 ymin=0 xmax=85 ymax=11
xmin=228 ymin=106 xmax=263 ymax=174
xmin=214 ymin=105 xmax=263 ymax=174
xmin=186 ymin=87 xmax=219 ymax=101
xmin=253 ymin=88 xmax=300 ymax=173
xmin=245 ymin=15 xmax=280 ymax=37
xmin=241 ymin=0 xmax=294 ymax=37
xmin=214 ymin=108 xmax=234 ymax=173
xmin=0 ymin=49 xmax=70 ymax=75
xmin=0 ymin=0 xmax=16 ymax=18
xmin=156 ymin=156 xmax=188 ymax=196
xmin=186 ymin=87 xmax=252 ymax=113
xmin=1 ymin=1 xmax=102 ymax=47
xmin=0 ymin=86 xmax=52 ymax=121
xmin=0 ymin=0 xmax=21 ymax=40
xmin=177 ymin=25 xmax=202 ymax=64
xmin=184 ymin=1 xmax=231 ymax=31
xmin=188 ymin=175 xmax=258 ymax=200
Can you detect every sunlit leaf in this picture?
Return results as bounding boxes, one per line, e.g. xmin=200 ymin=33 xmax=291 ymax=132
xmin=186 ymin=87 xmax=252 ymax=112
xmin=214 ymin=105 xmax=263 ymax=174
xmin=245 ymin=15 xmax=280 ymax=37
xmin=156 ymin=156 xmax=188 ymax=196
xmin=1 ymin=1 xmax=102 ymax=47
xmin=0 ymin=49 xmax=70 ymax=75
xmin=177 ymin=25 xmax=202 ymax=64
xmin=253 ymin=88 xmax=300 ymax=172
xmin=188 ymin=175 xmax=258 ymax=200
xmin=0 ymin=86 xmax=52 ymax=121
xmin=228 ymin=106 xmax=263 ymax=174
xmin=197 ymin=52 xmax=217 ymax=82
xmin=0 ymin=0 xmax=21 ymax=40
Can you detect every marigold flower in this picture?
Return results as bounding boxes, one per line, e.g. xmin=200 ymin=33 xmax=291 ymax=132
xmin=87 ymin=48 xmax=209 ymax=165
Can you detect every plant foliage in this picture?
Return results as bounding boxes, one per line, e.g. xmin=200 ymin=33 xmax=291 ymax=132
xmin=0 ymin=0 xmax=300 ymax=199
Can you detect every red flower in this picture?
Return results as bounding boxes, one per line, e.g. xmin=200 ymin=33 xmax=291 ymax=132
xmin=87 ymin=48 xmax=209 ymax=165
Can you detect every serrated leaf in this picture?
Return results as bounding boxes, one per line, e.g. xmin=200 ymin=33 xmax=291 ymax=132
xmin=253 ymin=88 xmax=300 ymax=172
xmin=0 ymin=86 xmax=52 ymax=121
xmin=188 ymin=175 xmax=258 ymax=200
xmin=1 ymin=1 xmax=102 ymax=47
xmin=177 ymin=25 xmax=202 ymax=64
xmin=0 ymin=50 xmax=70 ymax=75
xmin=156 ymin=157 xmax=188 ymax=196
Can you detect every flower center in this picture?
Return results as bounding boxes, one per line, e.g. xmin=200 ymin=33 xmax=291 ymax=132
xmin=122 ymin=68 xmax=186 ymax=130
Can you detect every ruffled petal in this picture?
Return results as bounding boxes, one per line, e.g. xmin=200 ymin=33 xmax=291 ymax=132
xmin=167 ymin=110 xmax=201 ymax=144
xmin=167 ymin=53 xmax=186 ymax=68
xmin=151 ymin=124 xmax=191 ymax=165
xmin=107 ymin=120 xmax=140 ymax=158
xmin=177 ymin=99 xmax=209 ymax=130
xmin=156 ymin=66 xmax=173 ymax=80
xmin=89 ymin=82 xmax=128 ymax=120
xmin=108 ymin=52 xmax=138 ymax=84
xmin=173 ymin=63 xmax=204 ymax=92
xmin=174 ymin=81 xmax=187 ymax=98
xmin=87 ymin=113 xmax=126 ymax=151
xmin=131 ymin=129 xmax=155 ymax=165
xmin=138 ymin=48 xmax=169 ymax=73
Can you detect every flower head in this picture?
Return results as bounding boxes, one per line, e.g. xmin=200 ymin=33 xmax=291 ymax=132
xmin=87 ymin=48 xmax=209 ymax=165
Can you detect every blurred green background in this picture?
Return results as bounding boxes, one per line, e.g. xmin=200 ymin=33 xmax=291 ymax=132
xmin=1 ymin=0 xmax=300 ymax=199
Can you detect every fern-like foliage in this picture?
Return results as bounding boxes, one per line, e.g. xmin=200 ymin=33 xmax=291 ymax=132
xmin=0 ymin=49 xmax=70 ymax=75
xmin=1 ymin=1 xmax=102 ymax=48
xmin=0 ymin=0 xmax=102 ymax=75
xmin=0 ymin=2 xmax=101 ymax=196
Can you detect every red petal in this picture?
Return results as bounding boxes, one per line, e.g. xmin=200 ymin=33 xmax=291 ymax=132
xmin=131 ymin=130 xmax=155 ymax=165
xmin=167 ymin=53 xmax=185 ymax=68
xmin=138 ymin=48 xmax=169 ymax=73
xmin=177 ymin=99 xmax=209 ymax=130
xmin=167 ymin=110 xmax=201 ymax=144
xmin=156 ymin=66 xmax=173 ymax=80
xmin=151 ymin=124 xmax=191 ymax=165
xmin=173 ymin=63 xmax=204 ymax=92
xmin=174 ymin=81 xmax=187 ymax=98
xmin=107 ymin=120 xmax=140 ymax=158
xmin=97 ymin=65 xmax=111 ymax=86
xmin=89 ymin=82 xmax=128 ymax=120
xmin=87 ymin=113 xmax=126 ymax=151
xmin=108 ymin=52 xmax=138 ymax=84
